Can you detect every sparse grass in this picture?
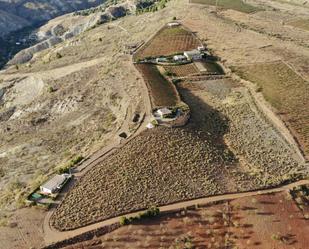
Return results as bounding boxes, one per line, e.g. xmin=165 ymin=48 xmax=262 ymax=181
xmin=233 ymin=62 xmax=309 ymax=158
xmin=288 ymin=19 xmax=309 ymax=31
xmin=190 ymin=0 xmax=263 ymax=13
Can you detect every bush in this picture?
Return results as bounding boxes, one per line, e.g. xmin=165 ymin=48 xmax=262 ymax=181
xmin=119 ymin=216 xmax=129 ymax=226
xmin=119 ymin=207 xmax=160 ymax=226
xmin=56 ymin=53 xmax=62 ymax=59
xmin=47 ymin=86 xmax=55 ymax=93
xmin=57 ymin=155 xmax=84 ymax=174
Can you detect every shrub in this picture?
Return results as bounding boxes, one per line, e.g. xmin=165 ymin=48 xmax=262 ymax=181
xmin=47 ymin=86 xmax=55 ymax=93
xmin=119 ymin=216 xmax=129 ymax=226
xmin=119 ymin=207 xmax=160 ymax=226
xmin=56 ymin=52 xmax=62 ymax=59
xmin=57 ymin=155 xmax=84 ymax=174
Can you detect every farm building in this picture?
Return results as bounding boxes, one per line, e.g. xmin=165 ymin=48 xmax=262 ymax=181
xmin=40 ymin=174 xmax=71 ymax=194
xmin=167 ymin=22 xmax=180 ymax=27
xmin=173 ymin=55 xmax=187 ymax=61
xmin=156 ymin=107 xmax=173 ymax=118
xmin=184 ymin=50 xmax=202 ymax=61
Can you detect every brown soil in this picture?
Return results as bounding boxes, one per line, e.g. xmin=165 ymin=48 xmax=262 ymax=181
xmin=59 ymin=191 xmax=309 ymax=249
xmin=135 ymin=64 xmax=180 ymax=108
xmin=0 ymin=207 xmax=45 ymax=249
xmin=163 ymin=63 xmax=200 ymax=77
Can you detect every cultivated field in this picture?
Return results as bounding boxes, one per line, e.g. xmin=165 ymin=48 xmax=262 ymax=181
xmin=134 ymin=25 xmax=202 ymax=60
xmin=135 ymin=64 xmax=180 ymax=108
xmin=61 ymin=190 xmax=309 ymax=249
xmin=189 ymin=0 xmax=263 ymax=13
xmin=233 ymin=62 xmax=309 ymax=159
xmin=163 ymin=63 xmax=199 ymax=77
xmin=51 ymin=78 xmax=304 ymax=231
xmin=51 ymin=124 xmax=237 ymax=231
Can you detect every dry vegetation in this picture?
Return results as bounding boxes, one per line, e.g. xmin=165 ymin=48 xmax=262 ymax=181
xmin=51 ymin=124 xmax=237 ymax=230
xmin=61 ymin=191 xmax=309 ymax=249
xmin=288 ymin=19 xmax=309 ymax=31
xmin=135 ymin=64 xmax=180 ymax=107
xmin=233 ymin=62 xmax=309 ymax=159
xmin=134 ymin=25 xmax=202 ymax=60
xmin=179 ymin=81 xmax=304 ymax=189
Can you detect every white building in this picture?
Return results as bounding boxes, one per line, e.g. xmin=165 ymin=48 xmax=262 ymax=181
xmin=173 ymin=55 xmax=187 ymax=61
xmin=184 ymin=50 xmax=202 ymax=61
xmin=157 ymin=108 xmax=172 ymax=118
xmin=197 ymin=46 xmax=206 ymax=51
xmin=40 ymin=174 xmax=71 ymax=194
xmin=168 ymin=22 xmax=180 ymax=27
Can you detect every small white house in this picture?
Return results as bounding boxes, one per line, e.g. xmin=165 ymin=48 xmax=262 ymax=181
xmin=184 ymin=50 xmax=202 ymax=61
xmin=168 ymin=22 xmax=180 ymax=27
xmin=40 ymin=174 xmax=71 ymax=194
xmin=173 ymin=55 xmax=187 ymax=61
xmin=157 ymin=108 xmax=172 ymax=118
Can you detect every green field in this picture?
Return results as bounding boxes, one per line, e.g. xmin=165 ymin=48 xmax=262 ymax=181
xmin=233 ymin=62 xmax=309 ymax=158
xmin=190 ymin=0 xmax=262 ymax=13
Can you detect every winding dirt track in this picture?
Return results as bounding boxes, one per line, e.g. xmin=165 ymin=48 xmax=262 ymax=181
xmin=43 ymin=179 xmax=309 ymax=245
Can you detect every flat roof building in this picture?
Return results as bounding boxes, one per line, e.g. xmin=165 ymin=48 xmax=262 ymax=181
xmin=173 ymin=55 xmax=187 ymax=61
xmin=184 ymin=50 xmax=202 ymax=61
xmin=40 ymin=174 xmax=71 ymax=194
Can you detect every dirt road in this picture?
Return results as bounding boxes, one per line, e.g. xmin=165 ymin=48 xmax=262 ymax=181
xmin=43 ymin=179 xmax=309 ymax=246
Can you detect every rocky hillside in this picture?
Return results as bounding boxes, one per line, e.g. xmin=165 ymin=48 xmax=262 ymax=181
xmin=0 ymin=0 xmax=106 ymax=36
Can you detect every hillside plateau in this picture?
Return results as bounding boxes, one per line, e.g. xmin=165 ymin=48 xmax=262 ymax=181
xmin=0 ymin=0 xmax=308 ymax=248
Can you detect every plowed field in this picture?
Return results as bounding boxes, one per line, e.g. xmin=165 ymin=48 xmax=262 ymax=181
xmin=134 ymin=25 xmax=202 ymax=60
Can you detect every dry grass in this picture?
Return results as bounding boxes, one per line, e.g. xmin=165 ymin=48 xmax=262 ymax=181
xmin=233 ymin=62 xmax=309 ymax=159
xmin=134 ymin=25 xmax=202 ymax=60
xmin=288 ymin=19 xmax=309 ymax=31
xmin=51 ymin=124 xmax=236 ymax=230
xmin=189 ymin=0 xmax=262 ymax=13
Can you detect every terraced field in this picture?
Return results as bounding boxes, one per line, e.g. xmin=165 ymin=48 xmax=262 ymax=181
xmin=163 ymin=63 xmax=199 ymax=77
xmin=135 ymin=64 xmax=180 ymax=108
xmin=189 ymin=0 xmax=263 ymax=13
xmin=51 ymin=78 xmax=304 ymax=231
xmin=233 ymin=62 xmax=309 ymax=159
xmin=134 ymin=25 xmax=202 ymax=61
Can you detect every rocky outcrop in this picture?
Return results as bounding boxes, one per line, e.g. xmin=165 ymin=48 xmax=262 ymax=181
xmin=8 ymin=3 xmax=136 ymax=65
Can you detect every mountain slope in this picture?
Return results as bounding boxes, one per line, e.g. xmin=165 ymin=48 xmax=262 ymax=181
xmin=0 ymin=0 xmax=106 ymax=36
